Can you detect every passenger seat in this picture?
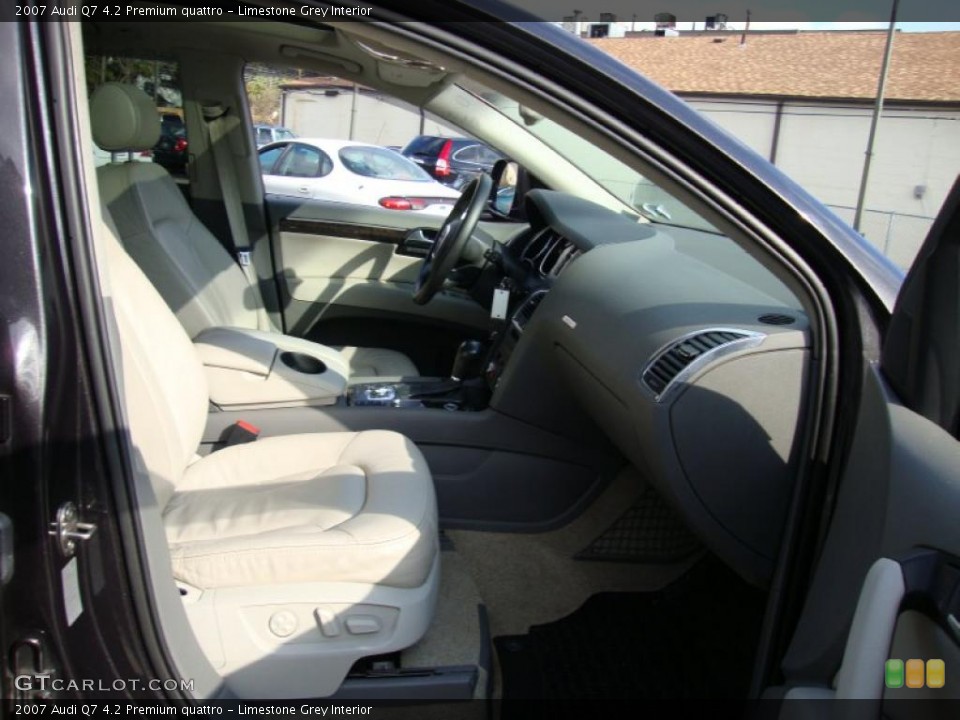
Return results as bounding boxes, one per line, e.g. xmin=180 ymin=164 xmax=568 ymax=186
xmin=99 ymin=208 xmax=438 ymax=697
xmin=90 ymin=82 xmax=418 ymax=380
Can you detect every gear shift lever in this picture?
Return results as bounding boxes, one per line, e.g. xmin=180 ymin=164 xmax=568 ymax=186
xmin=451 ymin=340 xmax=486 ymax=381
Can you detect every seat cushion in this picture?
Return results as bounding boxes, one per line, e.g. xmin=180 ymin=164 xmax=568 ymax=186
xmin=340 ymin=346 xmax=419 ymax=378
xmin=164 ymin=430 xmax=438 ymax=590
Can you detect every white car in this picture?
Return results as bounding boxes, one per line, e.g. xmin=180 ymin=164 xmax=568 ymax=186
xmin=258 ymin=138 xmax=462 ymax=216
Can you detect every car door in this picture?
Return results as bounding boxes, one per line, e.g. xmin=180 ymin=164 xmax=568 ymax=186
xmin=251 ymin=136 xmax=514 ymax=376
xmin=769 ymin=177 xmax=960 ymax=706
xmin=262 ymin=142 xmax=332 ymax=201
xmin=263 ymin=187 xmax=513 ymax=376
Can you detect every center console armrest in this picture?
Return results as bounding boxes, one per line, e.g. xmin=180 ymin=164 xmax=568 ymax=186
xmin=193 ymin=327 xmax=348 ymax=409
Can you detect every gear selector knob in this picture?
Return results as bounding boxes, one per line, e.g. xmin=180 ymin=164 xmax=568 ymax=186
xmin=451 ymin=340 xmax=486 ymax=381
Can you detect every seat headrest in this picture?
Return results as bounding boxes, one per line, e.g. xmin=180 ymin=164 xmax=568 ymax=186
xmin=90 ymin=83 xmax=161 ymax=152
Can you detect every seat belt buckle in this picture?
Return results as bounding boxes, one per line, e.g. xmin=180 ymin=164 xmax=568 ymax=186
xmin=236 ymin=248 xmax=252 ymax=267
xmin=221 ymin=420 xmax=261 ymax=448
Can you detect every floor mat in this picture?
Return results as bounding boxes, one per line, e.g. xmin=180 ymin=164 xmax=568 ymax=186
xmin=576 ymin=484 xmax=703 ymax=563
xmin=494 ymin=557 xmax=766 ymax=699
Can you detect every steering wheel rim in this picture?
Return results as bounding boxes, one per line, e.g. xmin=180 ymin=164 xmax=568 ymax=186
xmin=413 ymin=173 xmax=493 ymax=305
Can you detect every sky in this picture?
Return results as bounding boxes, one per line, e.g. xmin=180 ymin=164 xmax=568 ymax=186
xmin=598 ymin=21 xmax=960 ymax=31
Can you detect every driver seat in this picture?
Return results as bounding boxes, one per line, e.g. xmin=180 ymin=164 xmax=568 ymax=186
xmin=90 ymin=82 xmax=418 ymax=380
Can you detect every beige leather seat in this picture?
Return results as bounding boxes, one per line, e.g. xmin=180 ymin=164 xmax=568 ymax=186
xmin=101 ymin=210 xmax=438 ymax=697
xmin=91 ymin=82 xmax=418 ymax=380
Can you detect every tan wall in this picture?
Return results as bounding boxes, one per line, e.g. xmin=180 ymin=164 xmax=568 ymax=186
xmin=687 ymin=97 xmax=960 ymax=269
xmin=283 ymin=89 xmax=464 ymax=148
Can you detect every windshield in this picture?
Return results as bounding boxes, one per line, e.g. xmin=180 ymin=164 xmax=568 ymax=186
xmin=457 ymin=80 xmax=718 ymax=233
xmin=339 ymin=146 xmax=434 ymax=182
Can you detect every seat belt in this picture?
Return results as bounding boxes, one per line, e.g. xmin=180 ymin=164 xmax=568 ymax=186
xmin=201 ymin=102 xmax=259 ymax=289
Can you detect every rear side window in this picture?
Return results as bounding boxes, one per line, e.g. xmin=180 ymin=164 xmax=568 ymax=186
xmin=403 ymin=136 xmax=447 ymax=156
xmin=275 ymin=143 xmax=332 ymax=178
xmin=256 ymin=127 xmax=273 ymax=145
xmin=258 ymin=144 xmax=287 ymax=173
xmin=476 ymin=146 xmax=503 ymax=164
xmin=453 ymin=145 xmax=480 ymax=163
xmin=339 ymin=146 xmax=432 ymax=181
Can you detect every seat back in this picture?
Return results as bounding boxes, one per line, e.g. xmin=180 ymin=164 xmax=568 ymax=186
xmin=91 ymin=83 xmax=269 ymax=339
xmin=100 ymin=210 xmax=210 ymax=511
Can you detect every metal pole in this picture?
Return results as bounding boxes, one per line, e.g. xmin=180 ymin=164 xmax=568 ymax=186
xmin=853 ymin=0 xmax=899 ymax=232
xmin=349 ymin=83 xmax=358 ymax=140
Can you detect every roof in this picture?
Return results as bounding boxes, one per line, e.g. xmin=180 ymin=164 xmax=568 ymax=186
xmin=589 ymin=31 xmax=960 ymax=104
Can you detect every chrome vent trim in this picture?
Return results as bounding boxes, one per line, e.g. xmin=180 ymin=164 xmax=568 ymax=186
xmin=511 ymin=289 xmax=549 ymax=334
xmin=521 ymin=228 xmax=580 ymax=277
xmin=640 ymin=328 xmax=765 ymax=402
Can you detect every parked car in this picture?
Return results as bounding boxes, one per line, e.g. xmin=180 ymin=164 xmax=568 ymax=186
xmin=2 ymin=10 xmax=957 ymax=711
xmin=151 ymin=112 xmax=189 ymax=176
xmin=401 ymin=135 xmax=505 ymax=188
xmin=258 ymin=138 xmax=462 ymax=215
xmin=253 ymin=123 xmax=296 ymax=147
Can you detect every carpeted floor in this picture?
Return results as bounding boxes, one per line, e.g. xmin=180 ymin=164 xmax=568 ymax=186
xmin=447 ymin=467 xmax=700 ymax=640
xmin=401 ymin=548 xmax=486 ymax=671
xmin=493 ymin=556 xmax=767 ymax=699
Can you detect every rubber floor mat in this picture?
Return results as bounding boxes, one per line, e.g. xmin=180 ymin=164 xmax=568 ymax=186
xmin=493 ymin=557 xmax=765 ymax=699
xmin=576 ymin=484 xmax=702 ymax=563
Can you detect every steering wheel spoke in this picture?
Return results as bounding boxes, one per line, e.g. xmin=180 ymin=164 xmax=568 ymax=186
xmin=413 ymin=174 xmax=493 ymax=305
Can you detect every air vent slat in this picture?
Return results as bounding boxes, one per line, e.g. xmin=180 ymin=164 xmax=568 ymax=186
xmin=641 ymin=328 xmax=762 ymax=401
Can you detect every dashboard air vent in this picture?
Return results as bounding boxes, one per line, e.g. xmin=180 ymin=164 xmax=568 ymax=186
xmin=641 ymin=329 xmax=764 ymax=401
xmin=511 ymin=290 xmax=548 ymax=333
xmin=758 ymin=313 xmax=795 ymax=326
xmin=521 ymin=228 xmax=580 ymax=277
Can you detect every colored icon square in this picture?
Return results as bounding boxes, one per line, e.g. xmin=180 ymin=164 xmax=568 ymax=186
xmin=926 ymin=659 xmax=945 ymax=689
xmin=906 ymin=659 xmax=925 ymax=688
xmin=885 ymin=659 xmax=904 ymax=688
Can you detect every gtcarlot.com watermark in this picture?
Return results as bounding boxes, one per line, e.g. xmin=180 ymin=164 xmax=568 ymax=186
xmin=14 ymin=676 xmax=196 ymax=693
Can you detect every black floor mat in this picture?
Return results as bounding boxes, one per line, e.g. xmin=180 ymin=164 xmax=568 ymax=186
xmin=494 ymin=557 xmax=766 ymax=699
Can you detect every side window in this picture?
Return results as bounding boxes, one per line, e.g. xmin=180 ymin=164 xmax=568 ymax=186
xmin=244 ymin=62 xmax=469 ymax=156
xmin=477 ymin=146 xmax=503 ymax=165
xmin=85 ymin=55 xmax=189 ymax=181
xmin=258 ymin=144 xmax=287 ymax=174
xmin=257 ymin=127 xmax=273 ymax=146
xmin=275 ymin=144 xmax=331 ymax=178
xmin=453 ymin=145 xmax=479 ymax=163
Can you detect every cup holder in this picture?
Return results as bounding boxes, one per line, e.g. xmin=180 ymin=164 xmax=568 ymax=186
xmin=279 ymin=351 xmax=327 ymax=375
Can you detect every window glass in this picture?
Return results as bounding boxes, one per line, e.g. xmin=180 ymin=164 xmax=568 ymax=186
xmin=453 ymin=145 xmax=480 ymax=163
xmin=476 ymin=146 xmax=504 ymax=165
xmin=257 ymin=127 xmax=273 ymax=145
xmin=258 ymin=144 xmax=286 ymax=173
xmin=276 ymin=129 xmax=296 ymax=141
xmin=339 ymin=146 xmax=433 ymax=182
xmin=276 ymin=144 xmax=331 ymax=178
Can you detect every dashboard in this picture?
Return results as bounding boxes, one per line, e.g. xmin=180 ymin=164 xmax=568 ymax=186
xmin=490 ymin=189 xmax=811 ymax=585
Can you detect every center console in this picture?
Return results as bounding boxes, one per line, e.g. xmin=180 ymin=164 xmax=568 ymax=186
xmin=193 ymin=327 xmax=348 ymax=409
xmin=347 ymin=380 xmax=467 ymax=410
xmin=483 ymin=289 xmax=547 ymax=390
xmin=195 ymin=287 xmax=546 ymax=414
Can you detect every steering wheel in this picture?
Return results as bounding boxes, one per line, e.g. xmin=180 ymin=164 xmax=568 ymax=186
xmin=413 ymin=173 xmax=493 ymax=305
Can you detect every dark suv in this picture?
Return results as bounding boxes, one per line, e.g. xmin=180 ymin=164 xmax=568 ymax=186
xmin=401 ymin=135 xmax=504 ymax=188
xmin=151 ymin=112 xmax=189 ymax=176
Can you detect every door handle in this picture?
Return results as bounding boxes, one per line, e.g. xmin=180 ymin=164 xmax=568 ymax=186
xmin=298 ymin=186 xmax=310 ymax=194
xmin=398 ymin=228 xmax=437 ymax=257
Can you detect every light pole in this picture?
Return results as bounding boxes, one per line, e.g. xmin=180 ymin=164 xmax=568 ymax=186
xmin=853 ymin=0 xmax=899 ymax=233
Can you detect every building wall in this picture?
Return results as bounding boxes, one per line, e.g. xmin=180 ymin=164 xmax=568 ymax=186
xmin=282 ymin=89 xmax=463 ymax=148
xmin=686 ymin=97 xmax=960 ymax=269
xmin=282 ymin=87 xmax=958 ymax=269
